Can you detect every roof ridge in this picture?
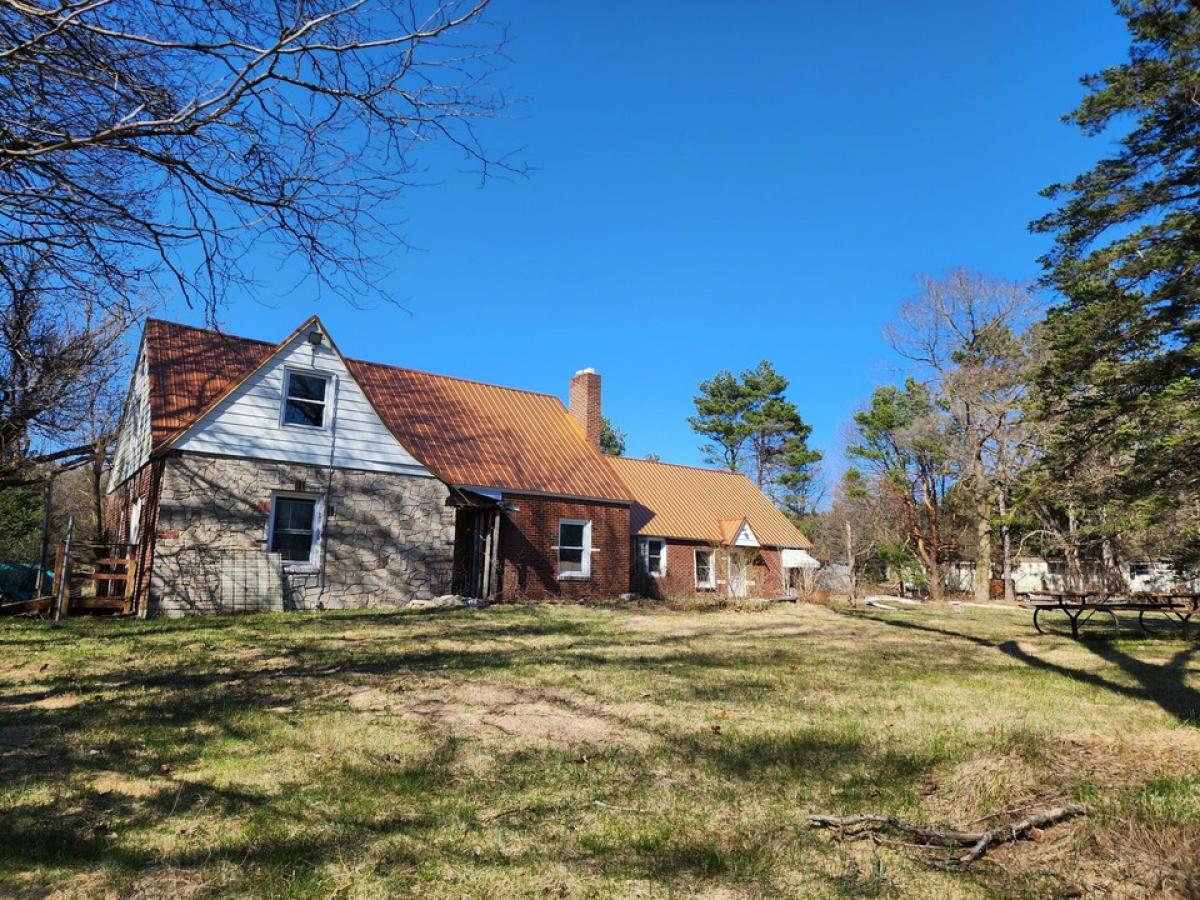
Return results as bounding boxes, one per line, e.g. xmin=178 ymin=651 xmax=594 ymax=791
xmin=147 ymin=317 xmax=276 ymax=348
xmin=611 ymin=456 xmax=749 ymax=478
xmin=347 ymin=356 xmax=560 ymax=400
xmin=148 ymin=318 xmax=563 ymax=400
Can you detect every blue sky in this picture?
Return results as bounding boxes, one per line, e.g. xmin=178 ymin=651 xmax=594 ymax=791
xmin=161 ymin=1 xmax=1130 ymax=494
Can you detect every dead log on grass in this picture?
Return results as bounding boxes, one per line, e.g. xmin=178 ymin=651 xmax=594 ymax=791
xmin=808 ymin=803 xmax=1089 ymax=869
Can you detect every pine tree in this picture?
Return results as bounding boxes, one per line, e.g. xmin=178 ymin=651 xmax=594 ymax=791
xmin=689 ymin=361 xmax=821 ymax=518
xmin=1031 ymin=0 xmax=1200 ymax=559
xmin=598 ymin=417 xmax=625 ymax=456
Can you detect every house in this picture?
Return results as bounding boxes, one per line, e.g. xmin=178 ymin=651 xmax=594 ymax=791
xmin=106 ymin=317 xmax=814 ymax=615
xmin=609 ymin=456 xmax=816 ymax=599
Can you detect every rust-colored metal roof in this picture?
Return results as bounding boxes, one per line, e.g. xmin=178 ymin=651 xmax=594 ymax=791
xmin=344 ymin=358 xmax=630 ymax=501
xmin=717 ymin=516 xmax=750 ymax=545
xmin=142 ymin=319 xmax=630 ymax=502
xmin=145 ymin=319 xmax=276 ymax=448
xmin=607 ymin=456 xmax=813 ymax=548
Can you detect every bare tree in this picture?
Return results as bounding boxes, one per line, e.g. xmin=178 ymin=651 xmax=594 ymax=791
xmin=0 ymin=252 xmax=137 ymax=484
xmin=885 ymin=270 xmax=1040 ymax=603
xmin=1 ymin=0 xmax=516 ymax=319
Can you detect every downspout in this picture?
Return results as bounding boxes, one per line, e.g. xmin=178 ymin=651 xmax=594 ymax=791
xmin=316 ymin=355 xmax=338 ymax=611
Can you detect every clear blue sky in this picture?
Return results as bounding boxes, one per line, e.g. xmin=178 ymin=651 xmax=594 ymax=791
xmin=160 ymin=1 xmax=1129 ymax=493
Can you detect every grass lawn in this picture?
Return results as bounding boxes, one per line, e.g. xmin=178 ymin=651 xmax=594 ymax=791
xmin=0 ymin=601 xmax=1197 ymax=898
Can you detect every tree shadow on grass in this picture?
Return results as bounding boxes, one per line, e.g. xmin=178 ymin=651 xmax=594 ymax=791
xmin=859 ymin=613 xmax=1200 ymax=727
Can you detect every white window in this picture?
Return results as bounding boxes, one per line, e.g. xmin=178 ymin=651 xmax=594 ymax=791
xmin=694 ymin=549 xmax=715 ymax=589
xmin=281 ymin=371 xmax=330 ymax=428
xmin=638 ymin=537 xmax=667 ymax=577
xmin=128 ymin=497 xmax=143 ymax=545
xmin=268 ymin=493 xmax=324 ymax=570
xmin=557 ymin=519 xmax=591 ymax=579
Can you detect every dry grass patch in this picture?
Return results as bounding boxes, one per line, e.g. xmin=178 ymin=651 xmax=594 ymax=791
xmin=0 ymin=602 xmax=1195 ymax=897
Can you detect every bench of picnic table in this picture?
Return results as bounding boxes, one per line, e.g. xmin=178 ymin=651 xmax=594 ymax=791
xmin=1024 ymin=590 xmax=1200 ymax=638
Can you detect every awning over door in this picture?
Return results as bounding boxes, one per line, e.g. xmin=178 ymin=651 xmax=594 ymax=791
xmin=782 ymin=548 xmax=820 ymax=569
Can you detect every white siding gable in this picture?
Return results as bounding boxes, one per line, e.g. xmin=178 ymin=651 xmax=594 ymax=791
xmin=174 ymin=330 xmax=433 ymax=477
xmin=732 ymin=521 xmax=759 ymax=547
xmin=108 ymin=343 xmax=152 ymax=491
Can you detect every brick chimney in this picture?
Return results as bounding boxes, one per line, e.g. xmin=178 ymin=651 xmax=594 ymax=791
xmin=569 ymin=368 xmax=602 ymax=448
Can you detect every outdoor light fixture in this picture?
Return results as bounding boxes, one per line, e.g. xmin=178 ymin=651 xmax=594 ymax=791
xmin=306 ymin=330 xmax=323 ymax=346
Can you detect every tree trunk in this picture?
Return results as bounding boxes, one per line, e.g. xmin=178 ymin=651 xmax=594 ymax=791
xmin=998 ymin=488 xmax=1015 ymax=603
xmin=845 ymin=521 xmax=857 ymax=607
xmin=1066 ymin=506 xmax=1082 ymax=592
xmin=971 ymin=449 xmax=991 ymax=604
xmin=974 ymin=505 xmax=991 ymax=603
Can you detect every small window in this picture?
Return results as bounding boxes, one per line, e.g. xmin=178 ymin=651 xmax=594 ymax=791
xmin=695 ymin=549 xmax=715 ymax=589
xmin=282 ymin=372 xmax=329 ymax=428
xmin=638 ymin=537 xmax=667 ymax=577
xmin=1129 ymin=562 xmax=1152 ymax=578
xmin=269 ymin=495 xmax=321 ymax=567
xmin=557 ymin=519 xmax=591 ymax=578
xmin=128 ymin=497 xmax=143 ymax=545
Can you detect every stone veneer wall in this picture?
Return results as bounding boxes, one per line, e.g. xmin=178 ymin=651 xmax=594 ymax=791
xmin=150 ymin=451 xmax=455 ymax=616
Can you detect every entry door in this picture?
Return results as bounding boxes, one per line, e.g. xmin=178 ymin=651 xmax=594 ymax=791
xmin=728 ymin=550 xmax=749 ymax=598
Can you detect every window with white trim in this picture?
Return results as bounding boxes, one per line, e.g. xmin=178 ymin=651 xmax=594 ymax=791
xmin=638 ymin=537 xmax=667 ymax=577
xmin=128 ymin=497 xmax=143 ymax=545
xmin=282 ymin=371 xmax=330 ymax=428
xmin=694 ymin=549 xmax=715 ymax=589
xmin=557 ymin=519 xmax=591 ymax=578
xmin=269 ymin=494 xmax=323 ymax=568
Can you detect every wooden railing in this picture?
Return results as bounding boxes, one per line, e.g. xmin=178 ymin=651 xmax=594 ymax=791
xmin=52 ymin=541 xmax=139 ymax=618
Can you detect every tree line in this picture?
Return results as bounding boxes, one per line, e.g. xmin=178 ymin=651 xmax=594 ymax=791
xmin=815 ymin=2 xmax=1200 ymax=599
xmin=0 ymin=1 xmax=1195 ymax=600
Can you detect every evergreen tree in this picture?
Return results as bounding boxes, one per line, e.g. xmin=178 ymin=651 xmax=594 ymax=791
xmin=1031 ymin=0 xmax=1200 ymax=560
xmin=689 ymin=361 xmax=822 ymax=518
xmin=847 ymin=380 xmax=956 ymax=600
xmin=598 ymin=417 xmax=625 ymax=456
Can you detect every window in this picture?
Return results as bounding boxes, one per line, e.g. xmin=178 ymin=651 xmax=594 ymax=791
xmin=695 ymin=549 xmax=715 ymax=589
xmin=557 ymin=519 xmax=591 ymax=578
xmin=282 ymin=371 xmax=330 ymax=428
xmin=1129 ymin=562 xmax=1152 ymax=578
xmin=128 ymin=497 xmax=143 ymax=545
xmin=269 ymin=494 xmax=322 ymax=568
xmin=638 ymin=537 xmax=667 ymax=577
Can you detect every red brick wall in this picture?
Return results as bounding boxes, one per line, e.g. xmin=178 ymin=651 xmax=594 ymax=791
xmin=632 ymin=537 xmax=787 ymax=599
xmin=568 ymin=370 xmax=601 ymax=448
xmin=497 ymin=493 xmax=630 ymax=601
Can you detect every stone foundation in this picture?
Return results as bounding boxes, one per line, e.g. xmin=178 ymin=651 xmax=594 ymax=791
xmin=150 ymin=452 xmax=455 ymax=616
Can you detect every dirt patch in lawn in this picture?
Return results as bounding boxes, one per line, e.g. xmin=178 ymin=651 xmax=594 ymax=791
xmin=347 ymin=682 xmax=657 ymax=750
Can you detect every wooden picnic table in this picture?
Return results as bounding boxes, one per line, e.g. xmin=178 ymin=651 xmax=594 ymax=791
xmin=1026 ymin=589 xmax=1200 ymax=639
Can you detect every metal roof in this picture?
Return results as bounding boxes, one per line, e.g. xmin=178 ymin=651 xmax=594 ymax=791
xmin=606 ymin=456 xmax=813 ymax=548
xmin=142 ymin=319 xmax=631 ymax=502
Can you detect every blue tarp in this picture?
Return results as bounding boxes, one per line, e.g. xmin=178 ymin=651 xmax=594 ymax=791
xmin=0 ymin=562 xmax=52 ymax=604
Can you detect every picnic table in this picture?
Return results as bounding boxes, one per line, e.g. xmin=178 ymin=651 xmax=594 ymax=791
xmin=1026 ymin=589 xmax=1200 ymax=639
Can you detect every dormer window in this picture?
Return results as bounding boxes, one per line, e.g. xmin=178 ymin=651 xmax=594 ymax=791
xmin=282 ymin=371 xmax=329 ymax=428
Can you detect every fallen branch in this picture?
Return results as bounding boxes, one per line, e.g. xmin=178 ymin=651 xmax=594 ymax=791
xmin=808 ymin=803 xmax=1089 ymax=869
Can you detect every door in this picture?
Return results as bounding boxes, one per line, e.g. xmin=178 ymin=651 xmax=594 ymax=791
xmin=728 ymin=550 xmax=749 ymax=598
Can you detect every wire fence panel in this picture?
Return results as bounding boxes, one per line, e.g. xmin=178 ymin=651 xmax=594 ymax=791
xmin=152 ymin=547 xmax=286 ymax=615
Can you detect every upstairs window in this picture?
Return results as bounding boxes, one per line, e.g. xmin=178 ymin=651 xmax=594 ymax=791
xmin=638 ymin=537 xmax=667 ymax=577
xmin=694 ymin=549 xmax=715 ymax=589
xmin=269 ymin=494 xmax=322 ymax=567
xmin=557 ymin=519 xmax=591 ymax=579
xmin=282 ymin=371 xmax=329 ymax=428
